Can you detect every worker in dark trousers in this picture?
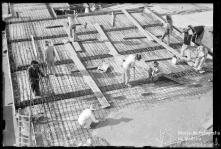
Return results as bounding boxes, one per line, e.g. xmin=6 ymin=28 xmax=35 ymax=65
xmin=28 ymin=60 xmax=45 ymax=98
xmin=180 ymin=28 xmax=192 ymax=57
xmin=188 ymin=25 xmax=204 ymax=45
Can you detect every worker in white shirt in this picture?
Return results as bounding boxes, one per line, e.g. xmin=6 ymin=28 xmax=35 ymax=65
xmin=122 ymin=54 xmax=142 ymax=87
xmin=44 ymin=40 xmax=56 ymax=75
xmin=193 ymin=45 xmax=208 ymax=72
xmin=78 ymin=105 xmax=99 ymax=129
xmin=148 ymin=61 xmax=163 ymax=82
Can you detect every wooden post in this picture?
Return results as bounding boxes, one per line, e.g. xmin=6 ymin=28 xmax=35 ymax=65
xmin=64 ymin=43 xmax=110 ymax=108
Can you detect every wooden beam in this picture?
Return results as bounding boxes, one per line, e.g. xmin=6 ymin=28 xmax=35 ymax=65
xmin=64 ymin=42 xmax=110 ymax=108
xmin=62 ymin=23 xmax=110 ymax=108
xmin=6 ymin=7 xmax=144 ymax=25
xmin=30 ymin=35 xmax=38 ymax=58
xmin=121 ymin=9 xmax=154 ymax=41
xmin=93 ymin=23 xmax=126 ymax=68
xmin=94 ymin=23 xmax=120 ymax=57
xmin=122 ymin=9 xmax=186 ymax=61
xmin=2 ymin=31 xmax=18 ymax=146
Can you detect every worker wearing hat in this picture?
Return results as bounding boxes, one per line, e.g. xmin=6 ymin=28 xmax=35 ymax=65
xmin=78 ymin=105 xmax=99 ymax=129
xmin=122 ymin=54 xmax=142 ymax=87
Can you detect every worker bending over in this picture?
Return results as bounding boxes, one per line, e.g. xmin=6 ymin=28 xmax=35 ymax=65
xmin=28 ymin=60 xmax=45 ymax=98
xmin=44 ymin=40 xmax=56 ymax=75
xmin=148 ymin=61 xmax=163 ymax=82
xmin=161 ymin=15 xmax=173 ymax=45
xmin=78 ymin=105 xmax=99 ymax=129
xmin=122 ymin=54 xmax=142 ymax=87
xmin=188 ymin=25 xmax=204 ymax=45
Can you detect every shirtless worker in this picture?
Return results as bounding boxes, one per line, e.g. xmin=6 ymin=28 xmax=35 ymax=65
xmin=44 ymin=40 xmax=56 ymax=75
xmin=122 ymin=54 xmax=142 ymax=87
xmin=78 ymin=105 xmax=99 ymax=129
xmin=67 ymin=10 xmax=78 ymax=41
xmin=161 ymin=15 xmax=173 ymax=45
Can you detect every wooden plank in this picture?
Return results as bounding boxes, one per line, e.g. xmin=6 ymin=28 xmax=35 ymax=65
xmin=121 ymin=9 xmax=154 ymax=41
xmin=122 ymin=9 xmax=187 ymax=61
xmin=30 ymin=35 xmax=38 ymax=58
xmin=94 ymin=23 xmax=120 ymax=57
xmin=64 ymin=43 xmax=110 ymax=108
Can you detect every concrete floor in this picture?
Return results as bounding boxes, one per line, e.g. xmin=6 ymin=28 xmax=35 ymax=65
xmin=92 ymin=88 xmax=212 ymax=147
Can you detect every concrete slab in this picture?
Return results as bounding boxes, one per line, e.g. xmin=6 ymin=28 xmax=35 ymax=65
xmin=92 ymin=89 xmax=212 ymax=147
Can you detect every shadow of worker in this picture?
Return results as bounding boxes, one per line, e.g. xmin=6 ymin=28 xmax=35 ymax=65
xmin=91 ymin=117 xmax=132 ymax=129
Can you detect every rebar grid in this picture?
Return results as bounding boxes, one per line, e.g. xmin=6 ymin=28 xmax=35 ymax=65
xmin=5 ymin=4 xmax=213 ymax=146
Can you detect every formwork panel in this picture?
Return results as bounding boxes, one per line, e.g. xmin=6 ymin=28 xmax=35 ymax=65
xmin=14 ymin=64 xmax=91 ymax=102
xmin=130 ymin=12 xmax=162 ymax=25
xmin=13 ymin=3 xmax=51 ymax=19
xmin=10 ymin=41 xmax=37 ymax=68
xmin=145 ymin=26 xmax=183 ymax=43
xmin=31 ymin=19 xmax=67 ymax=37
xmin=106 ymin=29 xmax=160 ymax=52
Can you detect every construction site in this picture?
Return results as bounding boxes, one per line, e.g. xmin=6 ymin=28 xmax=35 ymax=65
xmin=2 ymin=3 xmax=213 ymax=147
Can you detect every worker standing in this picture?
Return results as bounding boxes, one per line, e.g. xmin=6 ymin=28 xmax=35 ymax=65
xmin=67 ymin=11 xmax=78 ymax=41
xmin=122 ymin=54 xmax=142 ymax=87
xmin=161 ymin=15 xmax=173 ymax=45
xmin=188 ymin=25 xmax=204 ymax=45
xmin=180 ymin=28 xmax=192 ymax=57
xmin=28 ymin=60 xmax=45 ymax=98
xmin=78 ymin=105 xmax=99 ymax=129
xmin=44 ymin=40 xmax=56 ymax=75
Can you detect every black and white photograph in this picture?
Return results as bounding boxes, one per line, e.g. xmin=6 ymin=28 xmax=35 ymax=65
xmin=2 ymin=2 xmax=215 ymax=147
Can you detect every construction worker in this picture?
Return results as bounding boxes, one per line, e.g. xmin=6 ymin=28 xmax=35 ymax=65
xmin=122 ymin=54 xmax=142 ymax=87
xmin=67 ymin=10 xmax=78 ymax=41
xmin=193 ymin=45 xmax=208 ymax=72
xmin=44 ymin=40 xmax=56 ymax=75
xmin=28 ymin=60 xmax=45 ymax=98
xmin=161 ymin=15 xmax=173 ymax=45
xmin=148 ymin=61 xmax=163 ymax=82
xmin=180 ymin=28 xmax=192 ymax=57
xmin=83 ymin=3 xmax=90 ymax=13
xmin=78 ymin=105 xmax=99 ymax=129
xmin=188 ymin=25 xmax=204 ymax=45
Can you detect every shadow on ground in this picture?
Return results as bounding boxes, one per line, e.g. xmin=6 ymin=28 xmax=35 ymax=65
xmin=91 ymin=117 xmax=133 ymax=129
